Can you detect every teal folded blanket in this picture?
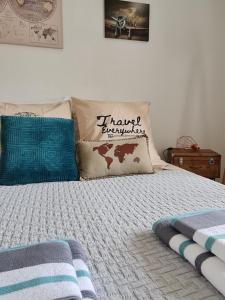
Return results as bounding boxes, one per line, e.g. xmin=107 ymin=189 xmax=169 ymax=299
xmin=0 ymin=240 xmax=97 ymax=299
xmin=153 ymin=209 xmax=225 ymax=297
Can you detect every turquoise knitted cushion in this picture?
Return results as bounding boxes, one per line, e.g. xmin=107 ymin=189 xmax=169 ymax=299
xmin=0 ymin=116 xmax=79 ymax=185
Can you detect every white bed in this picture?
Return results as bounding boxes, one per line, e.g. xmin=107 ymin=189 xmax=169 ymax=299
xmin=0 ymin=168 xmax=225 ymax=299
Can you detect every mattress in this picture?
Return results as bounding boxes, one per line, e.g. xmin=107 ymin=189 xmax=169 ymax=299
xmin=0 ymin=169 xmax=225 ymax=300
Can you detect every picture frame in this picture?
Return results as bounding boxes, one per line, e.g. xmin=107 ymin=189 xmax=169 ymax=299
xmin=105 ymin=0 xmax=150 ymax=42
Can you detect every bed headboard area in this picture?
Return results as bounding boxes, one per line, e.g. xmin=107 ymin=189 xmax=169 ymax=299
xmin=0 ymin=0 xmax=224 ymax=176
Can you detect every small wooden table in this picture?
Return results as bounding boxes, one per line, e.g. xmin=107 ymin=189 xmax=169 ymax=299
xmin=167 ymin=148 xmax=221 ymax=180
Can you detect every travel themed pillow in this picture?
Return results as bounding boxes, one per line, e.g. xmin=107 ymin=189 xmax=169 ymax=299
xmin=72 ymin=98 xmax=165 ymax=168
xmin=78 ymin=136 xmax=153 ymax=179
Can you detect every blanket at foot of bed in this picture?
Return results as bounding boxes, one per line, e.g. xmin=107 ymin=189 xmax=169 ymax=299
xmin=153 ymin=209 xmax=225 ymax=297
xmin=0 ymin=240 xmax=96 ymax=300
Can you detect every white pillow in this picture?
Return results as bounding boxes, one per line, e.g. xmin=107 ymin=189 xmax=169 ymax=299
xmin=72 ymin=97 xmax=166 ymax=167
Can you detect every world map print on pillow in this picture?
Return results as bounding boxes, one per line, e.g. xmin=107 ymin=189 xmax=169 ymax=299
xmin=78 ymin=136 xmax=153 ymax=179
xmin=114 ymin=143 xmax=139 ymax=163
xmin=93 ymin=142 xmax=139 ymax=169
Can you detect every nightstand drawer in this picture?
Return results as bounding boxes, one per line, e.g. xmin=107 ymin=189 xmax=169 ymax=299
xmin=173 ymin=156 xmax=221 ymax=178
xmin=167 ymin=149 xmax=221 ymax=179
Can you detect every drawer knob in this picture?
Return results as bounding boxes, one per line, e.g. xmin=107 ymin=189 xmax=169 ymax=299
xmin=208 ymin=158 xmax=215 ymax=165
xmin=179 ymin=157 xmax=184 ymax=166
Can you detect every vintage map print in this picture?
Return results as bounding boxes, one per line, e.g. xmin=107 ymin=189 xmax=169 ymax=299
xmin=0 ymin=0 xmax=63 ymax=48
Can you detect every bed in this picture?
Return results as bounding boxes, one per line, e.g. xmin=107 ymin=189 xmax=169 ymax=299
xmin=0 ymin=168 xmax=225 ymax=299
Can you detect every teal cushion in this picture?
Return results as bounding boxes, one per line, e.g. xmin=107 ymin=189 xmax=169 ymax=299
xmin=0 ymin=116 xmax=79 ymax=185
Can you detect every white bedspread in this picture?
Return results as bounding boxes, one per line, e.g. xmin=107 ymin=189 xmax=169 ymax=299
xmin=0 ymin=169 xmax=225 ymax=299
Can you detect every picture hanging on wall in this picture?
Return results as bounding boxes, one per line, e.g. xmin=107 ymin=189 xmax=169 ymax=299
xmin=105 ymin=0 xmax=150 ymax=42
xmin=0 ymin=0 xmax=63 ymax=49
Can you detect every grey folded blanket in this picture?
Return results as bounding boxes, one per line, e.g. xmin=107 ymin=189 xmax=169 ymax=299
xmin=153 ymin=209 xmax=225 ymax=297
xmin=0 ymin=240 xmax=96 ymax=300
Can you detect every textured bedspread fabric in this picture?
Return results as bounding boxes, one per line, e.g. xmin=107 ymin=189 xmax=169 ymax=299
xmin=0 ymin=170 xmax=225 ymax=299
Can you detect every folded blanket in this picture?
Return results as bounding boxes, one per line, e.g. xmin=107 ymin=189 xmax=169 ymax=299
xmin=167 ymin=208 xmax=225 ymax=263
xmin=0 ymin=240 xmax=97 ymax=300
xmin=67 ymin=240 xmax=97 ymax=300
xmin=153 ymin=211 xmax=225 ymax=297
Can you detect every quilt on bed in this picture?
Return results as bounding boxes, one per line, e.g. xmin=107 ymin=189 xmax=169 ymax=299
xmin=0 ymin=170 xmax=225 ymax=299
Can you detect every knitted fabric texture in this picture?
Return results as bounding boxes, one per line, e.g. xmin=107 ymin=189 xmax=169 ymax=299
xmin=0 ymin=171 xmax=225 ymax=299
xmin=0 ymin=116 xmax=78 ymax=185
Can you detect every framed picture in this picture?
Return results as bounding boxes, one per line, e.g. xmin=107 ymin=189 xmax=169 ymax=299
xmin=0 ymin=0 xmax=63 ymax=49
xmin=105 ymin=0 xmax=150 ymax=42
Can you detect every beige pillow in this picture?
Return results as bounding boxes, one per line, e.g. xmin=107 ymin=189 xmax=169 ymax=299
xmin=0 ymin=100 xmax=72 ymax=119
xmin=71 ymin=97 xmax=165 ymax=167
xmin=78 ymin=136 xmax=154 ymax=179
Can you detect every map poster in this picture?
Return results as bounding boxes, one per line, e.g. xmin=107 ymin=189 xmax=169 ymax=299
xmin=0 ymin=0 xmax=63 ymax=49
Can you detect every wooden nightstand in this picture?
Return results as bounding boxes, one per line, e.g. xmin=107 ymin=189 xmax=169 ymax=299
xmin=167 ymin=149 xmax=221 ymax=180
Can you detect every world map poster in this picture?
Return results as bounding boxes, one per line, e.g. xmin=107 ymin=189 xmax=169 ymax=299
xmin=0 ymin=0 xmax=63 ymax=48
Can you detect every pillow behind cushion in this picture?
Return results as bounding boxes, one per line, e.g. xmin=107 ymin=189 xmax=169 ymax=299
xmin=0 ymin=100 xmax=72 ymax=154
xmin=0 ymin=116 xmax=79 ymax=185
xmin=71 ymin=97 xmax=166 ymax=168
xmin=78 ymin=136 xmax=153 ymax=179
xmin=0 ymin=100 xmax=72 ymax=119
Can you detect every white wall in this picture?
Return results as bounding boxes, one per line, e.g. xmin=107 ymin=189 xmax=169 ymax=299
xmin=0 ymin=0 xmax=225 ymax=177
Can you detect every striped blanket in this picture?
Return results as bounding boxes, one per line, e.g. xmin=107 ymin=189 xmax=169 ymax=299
xmin=153 ymin=209 xmax=225 ymax=297
xmin=0 ymin=240 xmax=96 ymax=300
